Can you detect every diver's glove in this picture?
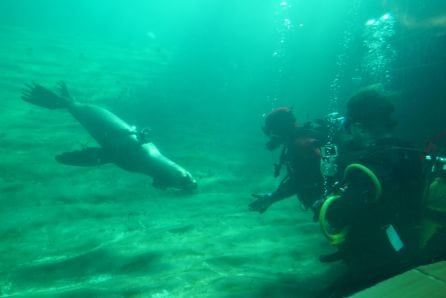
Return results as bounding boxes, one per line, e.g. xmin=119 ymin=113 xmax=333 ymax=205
xmin=249 ymin=193 xmax=275 ymax=214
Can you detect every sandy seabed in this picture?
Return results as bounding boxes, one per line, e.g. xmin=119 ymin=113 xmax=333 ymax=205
xmin=0 ymin=26 xmax=339 ymax=298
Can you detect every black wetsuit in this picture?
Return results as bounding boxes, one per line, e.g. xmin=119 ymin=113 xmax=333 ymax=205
xmin=273 ymin=134 xmax=324 ymax=208
xmin=325 ymin=137 xmax=426 ymax=295
xmin=271 ymin=116 xmax=345 ymax=209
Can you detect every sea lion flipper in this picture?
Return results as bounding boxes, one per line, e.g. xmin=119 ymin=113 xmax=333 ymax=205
xmin=55 ymin=147 xmax=110 ymax=167
xmin=21 ymin=83 xmax=71 ymax=110
xmin=56 ymin=81 xmax=71 ymax=99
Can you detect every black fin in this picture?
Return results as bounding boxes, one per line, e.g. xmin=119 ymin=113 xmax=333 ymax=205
xmin=21 ymin=83 xmax=71 ymax=110
xmin=55 ymin=147 xmax=110 ymax=167
xmin=56 ymin=81 xmax=71 ymax=99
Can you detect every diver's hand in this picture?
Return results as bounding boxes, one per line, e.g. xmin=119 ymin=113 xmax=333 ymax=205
xmin=249 ymin=193 xmax=274 ymax=214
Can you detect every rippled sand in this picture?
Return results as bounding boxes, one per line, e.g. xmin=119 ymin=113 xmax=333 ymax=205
xmin=0 ymin=26 xmax=336 ymax=298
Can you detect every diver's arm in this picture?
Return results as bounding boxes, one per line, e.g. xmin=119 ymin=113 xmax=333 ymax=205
xmin=272 ymin=176 xmax=299 ymax=200
xmin=249 ymin=176 xmax=296 ymax=213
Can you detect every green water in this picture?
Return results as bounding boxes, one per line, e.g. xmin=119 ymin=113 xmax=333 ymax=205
xmin=0 ymin=1 xmax=445 ymax=297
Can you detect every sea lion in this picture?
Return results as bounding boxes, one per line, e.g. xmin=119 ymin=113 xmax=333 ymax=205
xmin=21 ymin=82 xmax=197 ymax=191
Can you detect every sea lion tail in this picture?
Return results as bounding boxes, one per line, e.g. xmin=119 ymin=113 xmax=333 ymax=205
xmin=21 ymin=82 xmax=72 ymax=110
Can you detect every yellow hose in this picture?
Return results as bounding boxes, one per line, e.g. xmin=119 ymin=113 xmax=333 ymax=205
xmin=344 ymin=163 xmax=382 ymax=201
xmin=319 ymin=163 xmax=382 ymax=246
xmin=319 ymin=194 xmax=349 ymax=245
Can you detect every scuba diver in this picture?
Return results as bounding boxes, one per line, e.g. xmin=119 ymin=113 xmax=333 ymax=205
xmin=249 ymin=107 xmax=344 ymax=215
xmin=317 ymin=87 xmax=427 ymax=296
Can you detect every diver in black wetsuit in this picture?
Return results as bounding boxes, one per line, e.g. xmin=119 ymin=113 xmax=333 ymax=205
xmin=318 ymin=87 xmax=426 ymax=297
xmin=249 ymin=107 xmax=344 ymax=215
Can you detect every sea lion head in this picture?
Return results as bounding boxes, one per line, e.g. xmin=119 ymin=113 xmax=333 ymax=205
xmin=152 ymin=167 xmax=197 ymax=192
xmin=143 ymin=143 xmax=197 ymax=191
